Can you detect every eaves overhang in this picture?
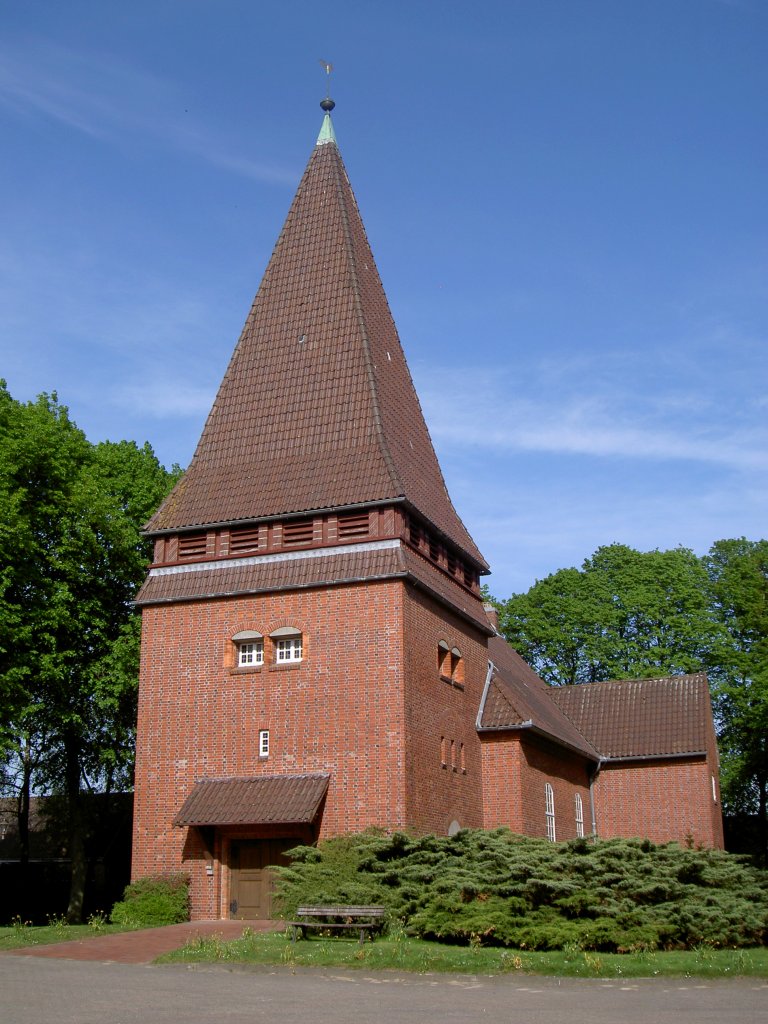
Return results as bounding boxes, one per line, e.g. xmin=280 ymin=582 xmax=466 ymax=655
xmin=476 ymin=720 xmax=601 ymax=764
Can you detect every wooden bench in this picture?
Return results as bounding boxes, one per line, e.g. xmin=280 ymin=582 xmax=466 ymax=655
xmin=288 ymin=905 xmax=386 ymax=945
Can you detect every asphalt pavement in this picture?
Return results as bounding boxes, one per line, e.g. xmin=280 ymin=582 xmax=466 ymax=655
xmin=2 ymin=956 xmax=766 ymax=1024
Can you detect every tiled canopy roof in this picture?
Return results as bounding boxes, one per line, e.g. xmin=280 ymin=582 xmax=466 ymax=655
xmin=551 ymin=674 xmax=712 ymax=759
xmin=173 ymin=773 xmax=330 ymax=827
xmin=146 ymin=118 xmax=486 ymax=569
xmin=478 ymin=636 xmax=599 ymax=760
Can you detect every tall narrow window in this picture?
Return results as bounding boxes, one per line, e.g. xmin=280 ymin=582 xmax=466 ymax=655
xmin=545 ymin=783 xmax=556 ymax=842
xmin=440 ymin=736 xmax=447 ymax=767
xmin=575 ymin=793 xmax=584 ymax=838
xmin=259 ymin=730 xmax=269 ymax=757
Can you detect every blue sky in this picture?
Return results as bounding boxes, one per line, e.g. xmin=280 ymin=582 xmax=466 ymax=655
xmin=1 ymin=0 xmax=765 ymax=598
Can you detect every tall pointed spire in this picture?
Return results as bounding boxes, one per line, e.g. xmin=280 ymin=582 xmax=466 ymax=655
xmin=146 ymin=100 xmax=486 ymax=570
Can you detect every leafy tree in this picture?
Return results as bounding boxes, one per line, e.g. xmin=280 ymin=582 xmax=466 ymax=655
xmin=0 ymin=382 xmax=179 ymax=918
xmin=705 ymin=539 xmax=768 ymax=861
xmin=497 ymin=544 xmax=722 ymax=685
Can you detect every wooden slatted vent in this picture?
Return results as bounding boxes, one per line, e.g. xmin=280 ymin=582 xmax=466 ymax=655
xmin=283 ymin=519 xmax=314 ymax=546
xmin=229 ymin=526 xmax=261 ymax=554
xmin=177 ymin=532 xmax=208 ymax=560
xmin=337 ymin=512 xmax=370 ymax=539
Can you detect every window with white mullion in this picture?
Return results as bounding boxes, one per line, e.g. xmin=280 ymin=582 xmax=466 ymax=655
xmin=575 ymin=793 xmax=584 ymax=838
xmin=545 ymin=783 xmax=556 ymax=842
xmin=276 ymin=637 xmax=302 ymax=663
xmin=238 ymin=641 xmax=263 ymax=667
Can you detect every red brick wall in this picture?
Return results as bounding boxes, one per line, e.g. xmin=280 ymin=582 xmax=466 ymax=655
xmin=593 ymin=757 xmax=724 ymax=848
xmin=481 ymin=732 xmax=592 ymax=840
xmin=132 ymin=579 xmax=408 ymax=918
xmin=402 ymin=586 xmax=487 ymax=834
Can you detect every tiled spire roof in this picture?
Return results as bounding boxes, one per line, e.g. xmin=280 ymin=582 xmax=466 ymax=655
xmin=146 ymin=110 xmax=487 ymax=570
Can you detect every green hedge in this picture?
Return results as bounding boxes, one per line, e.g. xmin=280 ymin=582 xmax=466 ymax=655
xmin=274 ymin=829 xmax=768 ymax=951
xmin=110 ymin=873 xmax=190 ymax=928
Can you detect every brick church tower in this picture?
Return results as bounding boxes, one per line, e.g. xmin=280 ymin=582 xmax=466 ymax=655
xmin=132 ymin=100 xmax=492 ymax=919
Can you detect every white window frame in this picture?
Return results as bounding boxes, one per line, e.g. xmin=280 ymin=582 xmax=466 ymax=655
xmin=545 ymin=783 xmax=556 ymax=842
xmin=276 ymin=636 xmax=302 ymax=663
xmin=237 ymin=640 xmax=264 ymax=667
xmin=259 ymin=729 xmax=269 ymax=758
xmin=575 ymin=793 xmax=584 ymax=838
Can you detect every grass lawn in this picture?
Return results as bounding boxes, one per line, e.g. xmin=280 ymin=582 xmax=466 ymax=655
xmin=158 ymin=928 xmax=768 ymax=979
xmin=0 ymin=918 xmax=129 ymax=950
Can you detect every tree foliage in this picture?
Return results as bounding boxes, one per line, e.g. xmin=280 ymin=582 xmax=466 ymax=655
xmin=0 ymin=382 xmax=179 ymax=919
xmin=275 ymin=829 xmax=768 ymax=951
xmin=704 ymin=539 xmax=768 ymax=855
xmin=496 ymin=544 xmax=721 ymax=685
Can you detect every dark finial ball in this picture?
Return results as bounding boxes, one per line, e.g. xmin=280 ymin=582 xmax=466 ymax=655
xmin=320 ymin=97 xmax=336 ymax=113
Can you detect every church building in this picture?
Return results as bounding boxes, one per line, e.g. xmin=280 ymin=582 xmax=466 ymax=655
xmin=132 ymin=100 xmax=723 ymax=920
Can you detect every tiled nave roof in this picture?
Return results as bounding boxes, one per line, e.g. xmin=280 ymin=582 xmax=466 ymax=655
xmin=478 ymin=636 xmax=713 ymax=763
xmin=551 ymin=674 xmax=713 ymax=759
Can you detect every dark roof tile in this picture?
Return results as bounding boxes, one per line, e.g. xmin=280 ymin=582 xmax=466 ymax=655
xmin=173 ymin=773 xmax=330 ymax=826
xmin=146 ymin=133 xmax=485 ymax=568
xmin=551 ymin=675 xmax=712 ymax=759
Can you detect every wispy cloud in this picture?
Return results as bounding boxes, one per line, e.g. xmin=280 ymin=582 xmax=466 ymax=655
xmin=415 ymin=342 xmax=768 ymax=473
xmin=0 ymin=36 xmax=297 ymax=184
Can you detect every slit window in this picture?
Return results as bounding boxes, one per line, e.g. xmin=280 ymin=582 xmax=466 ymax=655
xmin=259 ymin=730 xmax=270 ymax=757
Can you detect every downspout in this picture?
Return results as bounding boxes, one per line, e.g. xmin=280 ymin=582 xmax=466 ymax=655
xmin=588 ymin=758 xmax=605 ymax=840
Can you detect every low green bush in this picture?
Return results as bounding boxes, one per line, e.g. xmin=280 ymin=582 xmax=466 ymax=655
xmin=274 ymin=829 xmax=768 ymax=952
xmin=110 ymin=873 xmax=190 ymax=928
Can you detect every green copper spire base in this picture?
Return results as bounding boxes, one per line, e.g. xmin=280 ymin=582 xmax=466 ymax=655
xmin=316 ymin=112 xmax=337 ymax=146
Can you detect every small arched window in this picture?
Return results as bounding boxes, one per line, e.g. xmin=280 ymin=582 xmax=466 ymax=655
xmin=270 ymin=626 xmax=303 ymax=663
xmin=545 ymin=783 xmax=556 ymax=842
xmin=232 ymin=630 xmax=264 ymax=667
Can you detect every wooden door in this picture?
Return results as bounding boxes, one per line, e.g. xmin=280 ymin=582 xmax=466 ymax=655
xmin=229 ymin=839 xmax=295 ymax=919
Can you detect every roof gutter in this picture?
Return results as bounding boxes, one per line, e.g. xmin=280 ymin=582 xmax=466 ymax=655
xmin=599 ymin=750 xmax=707 ymax=764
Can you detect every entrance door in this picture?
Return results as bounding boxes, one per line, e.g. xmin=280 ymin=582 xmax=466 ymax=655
xmin=229 ymin=839 xmax=296 ymax=919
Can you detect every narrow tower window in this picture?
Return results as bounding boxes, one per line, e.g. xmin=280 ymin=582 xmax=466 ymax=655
xmin=259 ymin=730 xmax=269 ymax=757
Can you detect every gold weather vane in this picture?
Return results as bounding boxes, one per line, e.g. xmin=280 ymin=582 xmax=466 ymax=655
xmin=318 ymin=59 xmax=334 ymax=98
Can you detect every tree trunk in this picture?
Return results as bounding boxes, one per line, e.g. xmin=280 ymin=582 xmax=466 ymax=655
xmin=758 ymin=776 xmax=767 ymax=868
xmin=65 ymin=738 xmax=87 ymax=923
xmin=16 ymin=739 xmax=32 ymax=866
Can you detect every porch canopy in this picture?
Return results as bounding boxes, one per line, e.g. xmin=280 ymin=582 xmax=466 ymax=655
xmin=173 ymin=773 xmax=330 ymax=827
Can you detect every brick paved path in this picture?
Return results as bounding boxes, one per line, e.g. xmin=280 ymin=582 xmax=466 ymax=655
xmin=3 ymin=919 xmax=280 ymax=963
